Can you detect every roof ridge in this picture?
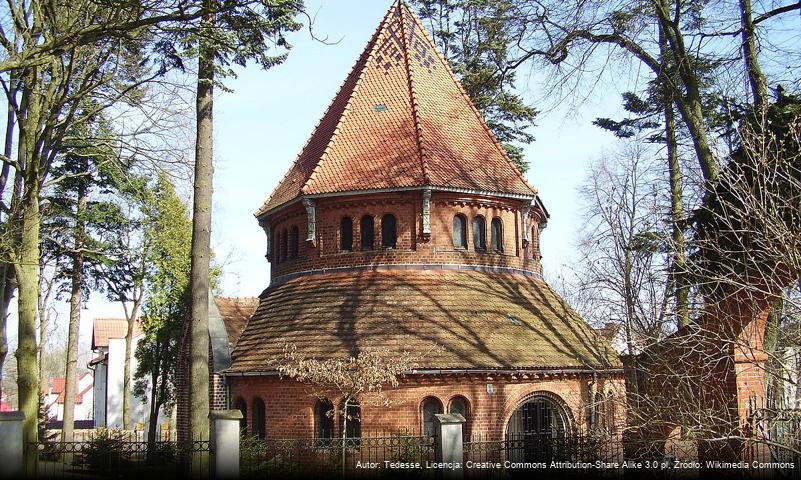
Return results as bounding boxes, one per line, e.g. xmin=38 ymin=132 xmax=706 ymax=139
xmin=256 ymin=5 xmax=397 ymax=216
xmin=404 ymin=6 xmax=538 ymax=195
xmin=398 ymin=4 xmax=430 ymax=185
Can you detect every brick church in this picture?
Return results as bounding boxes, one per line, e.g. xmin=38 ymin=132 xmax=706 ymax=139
xmin=226 ymin=2 xmax=623 ymax=441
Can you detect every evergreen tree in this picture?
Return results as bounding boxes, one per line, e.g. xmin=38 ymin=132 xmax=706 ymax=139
xmin=134 ymin=173 xmax=192 ymax=455
xmin=411 ymin=0 xmax=537 ymax=173
xmin=41 ymin=116 xmax=129 ymax=440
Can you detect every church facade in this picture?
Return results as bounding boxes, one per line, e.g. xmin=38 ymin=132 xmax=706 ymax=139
xmin=226 ymin=2 xmax=623 ymax=442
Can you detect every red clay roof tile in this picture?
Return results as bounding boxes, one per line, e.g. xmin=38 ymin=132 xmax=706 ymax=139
xmin=229 ymin=270 xmax=620 ymax=372
xmin=215 ymin=297 xmax=259 ymax=348
xmin=91 ymin=318 xmax=143 ymax=349
xmin=256 ymin=4 xmax=536 ymax=216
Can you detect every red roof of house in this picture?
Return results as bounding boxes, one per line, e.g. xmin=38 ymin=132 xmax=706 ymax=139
xmin=229 ymin=270 xmax=620 ymax=373
xmin=257 ymin=3 xmax=537 ymax=216
xmin=43 ymin=373 xmax=92 ymax=404
xmin=215 ymin=297 xmax=259 ymax=348
xmin=91 ymin=317 xmax=143 ymax=349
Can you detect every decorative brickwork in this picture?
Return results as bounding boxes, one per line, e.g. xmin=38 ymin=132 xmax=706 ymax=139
xmin=228 ymin=373 xmax=626 ymax=439
xmin=227 ymin=0 xmax=621 ymax=448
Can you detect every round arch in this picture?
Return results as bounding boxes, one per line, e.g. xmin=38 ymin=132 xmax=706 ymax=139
xmin=504 ymin=392 xmax=575 ymax=463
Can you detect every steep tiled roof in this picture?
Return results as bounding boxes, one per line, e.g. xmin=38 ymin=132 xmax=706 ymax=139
xmin=229 ymin=270 xmax=620 ymax=373
xmin=91 ymin=318 xmax=143 ymax=349
xmin=215 ymin=297 xmax=259 ymax=348
xmin=257 ymin=3 xmax=536 ymax=216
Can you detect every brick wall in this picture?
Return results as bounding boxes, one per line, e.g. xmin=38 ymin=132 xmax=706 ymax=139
xmin=266 ymin=191 xmax=547 ymax=280
xmin=227 ymin=372 xmax=625 ymax=440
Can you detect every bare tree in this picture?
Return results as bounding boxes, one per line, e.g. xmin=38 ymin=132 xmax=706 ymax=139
xmin=273 ymin=345 xmax=424 ymax=476
xmin=565 ymin=141 xmax=673 ymax=353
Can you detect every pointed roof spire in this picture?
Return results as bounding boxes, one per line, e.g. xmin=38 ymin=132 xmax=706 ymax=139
xmin=257 ymin=2 xmax=537 ymax=216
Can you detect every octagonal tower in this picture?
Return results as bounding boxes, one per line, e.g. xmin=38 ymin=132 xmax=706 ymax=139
xmin=229 ymin=2 xmax=621 ymax=442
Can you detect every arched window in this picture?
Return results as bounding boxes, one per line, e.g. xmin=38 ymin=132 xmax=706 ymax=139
xmin=274 ymin=231 xmax=281 ymax=264
xmin=289 ymin=226 xmax=299 ymax=259
xmin=360 ymin=216 xmax=374 ymax=251
xmin=472 ymin=216 xmax=486 ymax=252
xmin=452 ymin=215 xmax=467 ymax=249
xmin=531 ymin=225 xmax=538 ymax=258
xmin=421 ymin=397 xmax=443 ymax=438
xmin=340 ymin=217 xmax=353 ymax=251
xmin=252 ymin=398 xmax=266 ymax=440
xmin=344 ymin=403 xmax=361 ymax=439
xmin=280 ymin=228 xmax=288 ymax=262
xmin=595 ymin=392 xmax=606 ymax=433
xmin=233 ymin=398 xmax=248 ymax=433
xmin=448 ymin=396 xmax=469 ymax=419
xmin=381 ymin=214 xmax=397 ymax=249
xmin=606 ymin=392 xmax=616 ymax=435
xmin=316 ymin=399 xmax=334 ymax=440
xmin=491 ymin=218 xmax=503 ymax=253
xmin=449 ymin=396 xmax=470 ymax=437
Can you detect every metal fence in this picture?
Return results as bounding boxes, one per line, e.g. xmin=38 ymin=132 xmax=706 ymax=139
xmin=240 ymin=433 xmax=435 ymax=478
xmin=464 ymin=433 xmax=624 ymax=478
xmin=27 ymin=431 xmax=210 ymax=479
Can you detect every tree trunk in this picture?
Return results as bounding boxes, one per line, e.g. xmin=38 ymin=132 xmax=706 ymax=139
xmin=189 ymin=8 xmax=214 ymax=469
xmin=652 ymin=4 xmax=719 ymax=184
xmin=147 ymin=339 xmax=162 ymax=458
xmin=739 ymin=0 xmax=768 ymax=109
xmin=0 ymin=266 xmax=9 ymax=402
xmin=658 ymin=18 xmax=689 ymax=328
xmin=16 ymin=168 xmax=41 ymax=473
xmin=15 ymin=70 xmax=42 ymax=471
xmin=62 ymin=156 xmax=88 ymax=442
xmin=122 ymin=300 xmax=141 ymax=431
xmin=0 ymin=73 xmax=17 ymax=402
xmin=341 ymin=398 xmax=349 ymax=478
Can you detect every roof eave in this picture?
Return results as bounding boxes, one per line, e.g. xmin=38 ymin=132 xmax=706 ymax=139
xmin=255 ymin=185 xmax=539 ymax=221
xmin=223 ymin=366 xmax=623 ymax=377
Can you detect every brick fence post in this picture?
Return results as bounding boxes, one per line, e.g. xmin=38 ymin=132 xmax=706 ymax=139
xmin=209 ymin=410 xmax=243 ymax=479
xmin=0 ymin=411 xmax=25 ymax=479
xmin=434 ymin=413 xmax=465 ymax=479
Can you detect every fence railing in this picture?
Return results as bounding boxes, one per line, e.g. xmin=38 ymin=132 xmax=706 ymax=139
xmin=240 ymin=433 xmax=435 ymax=478
xmin=27 ymin=432 xmax=210 ymax=479
xmin=464 ymin=433 xmax=624 ymax=478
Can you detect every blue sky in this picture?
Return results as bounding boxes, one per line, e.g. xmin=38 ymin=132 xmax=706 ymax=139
xmin=7 ymin=0 xmax=635 ymax=357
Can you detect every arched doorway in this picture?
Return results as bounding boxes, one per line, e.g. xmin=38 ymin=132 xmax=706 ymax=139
xmin=506 ymin=394 xmax=572 ymax=463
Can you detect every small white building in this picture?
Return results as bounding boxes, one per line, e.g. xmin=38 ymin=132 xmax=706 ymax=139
xmin=89 ymin=318 xmax=167 ymax=431
xmin=42 ymin=373 xmax=94 ymax=423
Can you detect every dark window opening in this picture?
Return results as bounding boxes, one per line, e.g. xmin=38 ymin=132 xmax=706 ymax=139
xmin=452 ymin=215 xmax=467 ymax=249
xmin=422 ymin=397 xmax=443 ymax=438
xmin=381 ymin=214 xmax=397 ymax=249
xmin=491 ymin=218 xmax=503 ymax=253
xmin=472 ymin=216 xmax=486 ymax=252
xmin=280 ymin=228 xmax=288 ymax=262
xmin=360 ymin=216 xmax=374 ymax=251
xmin=316 ymin=399 xmax=335 ymax=440
xmin=290 ymin=226 xmax=299 ymax=259
xmin=252 ymin=398 xmax=266 ymax=440
xmin=343 ymin=403 xmax=361 ymax=439
xmin=449 ymin=396 xmax=468 ymax=418
xmin=234 ymin=398 xmax=248 ymax=434
xmin=340 ymin=217 xmax=353 ymax=251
